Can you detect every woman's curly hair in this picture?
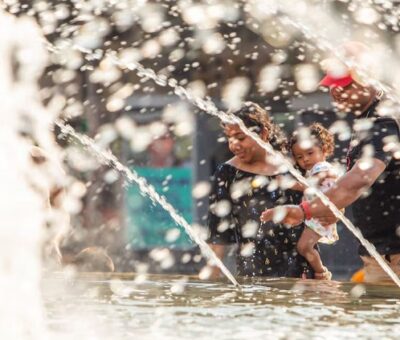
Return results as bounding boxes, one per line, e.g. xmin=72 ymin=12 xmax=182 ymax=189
xmin=289 ymin=122 xmax=335 ymax=157
xmin=226 ymin=102 xmax=288 ymax=152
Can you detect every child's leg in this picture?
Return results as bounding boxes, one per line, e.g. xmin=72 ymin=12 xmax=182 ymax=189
xmin=297 ymin=228 xmax=325 ymax=274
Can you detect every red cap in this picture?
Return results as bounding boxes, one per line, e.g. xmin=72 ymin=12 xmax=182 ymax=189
xmin=319 ymin=74 xmax=353 ymax=88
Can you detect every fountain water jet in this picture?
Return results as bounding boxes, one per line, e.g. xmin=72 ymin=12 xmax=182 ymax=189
xmin=112 ymin=52 xmax=400 ymax=287
xmin=47 ymin=33 xmax=400 ymax=286
xmin=0 ymin=11 xmax=69 ymax=340
xmin=55 ymin=120 xmax=241 ymax=288
xmin=8 ymin=1 xmax=400 ymax=286
xmin=271 ymin=0 xmax=400 ymax=111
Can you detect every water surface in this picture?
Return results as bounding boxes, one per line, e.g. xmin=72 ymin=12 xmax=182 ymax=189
xmin=43 ymin=273 xmax=400 ymax=339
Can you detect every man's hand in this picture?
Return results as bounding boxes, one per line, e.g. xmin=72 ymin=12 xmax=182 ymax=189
xmin=260 ymin=205 xmax=304 ymax=226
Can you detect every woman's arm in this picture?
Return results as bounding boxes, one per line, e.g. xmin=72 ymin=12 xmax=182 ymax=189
xmin=208 ymin=244 xmax=225 ymax=278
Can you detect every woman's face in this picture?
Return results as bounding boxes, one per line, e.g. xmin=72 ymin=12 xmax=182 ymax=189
xmin=224 ymin=124 xmax=266 ymax=163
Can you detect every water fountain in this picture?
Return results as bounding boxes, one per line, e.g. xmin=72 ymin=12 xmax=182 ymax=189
xmin=2 ymin=1 xmax=400 ymax=339
xmin=0 ymin=10 xmax=68 ymax=340
xmin=47 ymin=31 xmax=400 ymax=286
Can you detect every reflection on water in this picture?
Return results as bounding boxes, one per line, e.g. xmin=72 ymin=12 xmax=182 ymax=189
xmin=43 ymin=273 xmax=400 ymax=339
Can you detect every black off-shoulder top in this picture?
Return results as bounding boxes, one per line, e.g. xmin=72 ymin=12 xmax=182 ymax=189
xmin=207 ymin=163 xmax=313 ymax=278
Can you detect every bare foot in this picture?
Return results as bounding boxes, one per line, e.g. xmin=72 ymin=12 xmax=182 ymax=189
xmin=314 ymin=267 xmax=332 ymax=280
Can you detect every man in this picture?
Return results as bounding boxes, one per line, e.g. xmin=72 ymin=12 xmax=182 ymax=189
xmin=261 ymin=67 xmax=400 ymax=283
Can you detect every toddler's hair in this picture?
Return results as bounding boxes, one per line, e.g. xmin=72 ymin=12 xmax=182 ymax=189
xmin=289 ymin=123 xmax=335 ymax=157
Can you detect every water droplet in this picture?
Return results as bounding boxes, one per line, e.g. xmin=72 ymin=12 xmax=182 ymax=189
xmin=242 ymin=221 xmax=259 ymax=238
xmin=198 ymin=265 xmax=213 ymax=280
xmin=165 ymin=228 xmax=181 ymax=243
xmin=170 ymin=282 xmax=185 ymax=295
xmin=192 ymin=181 xmax=211 ymax=199
xmin=240 ymin=242 xmax=255 ymax=257
xmin=350 ymin=284 xmax=366 ymax=298
xmin=213 ymin=200 xmax=231 ymax=217
xmin=272 ymin=206 xmax=287 ymax=223
xmin=259 ymin=65 xmax=282 ymax=92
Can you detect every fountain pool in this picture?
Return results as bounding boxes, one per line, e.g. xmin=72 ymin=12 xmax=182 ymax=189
xmin=43 ymin=273 xmax=400 ymax=339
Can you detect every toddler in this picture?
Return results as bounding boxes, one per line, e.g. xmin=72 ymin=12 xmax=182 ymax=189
xmin=289 ymin=123 xmax=339 ymax=280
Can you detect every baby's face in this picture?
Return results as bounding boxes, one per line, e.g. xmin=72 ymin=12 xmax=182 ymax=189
xmin=292 ymin=144 xmax=326 ymax=171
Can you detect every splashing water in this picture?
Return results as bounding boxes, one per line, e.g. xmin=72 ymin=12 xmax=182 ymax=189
xmin=47 ymin=33 xmax=400 ymax=287
xmin=55 ymin=120 xmax=240 ymax=288
xmin=3 ymin=3 xmax=400 ymax=340
xmin=273 ymin=0 xmax=400 ymax=114
xmin=0 ymin=11 xmax=69 ymax=340
xmin=5 ymin=0 xmax=400 ymax=288
xmin=252 ymin=0 xmax=400 ymax=286
xmin=110 ymin=52 xmax=400 ymax=287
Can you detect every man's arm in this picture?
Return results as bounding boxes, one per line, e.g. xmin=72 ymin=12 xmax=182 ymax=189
xmin=261 ymin=158 xmax=386 ymax=225
xmin=311 ymin=158 xmax=386 ymax=217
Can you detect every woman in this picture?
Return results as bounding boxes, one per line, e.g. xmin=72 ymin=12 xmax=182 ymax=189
xmin=207 ymin=102 xmax=313 ymax=278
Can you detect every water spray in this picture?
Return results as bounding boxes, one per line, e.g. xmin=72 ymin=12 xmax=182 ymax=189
xmin=48 ymin=36 xmax=400 ymax=287
xmin=10 ymin=1 xmax=400 ymax=286
xmin=55 ymin=120 xmax=241 ymax=288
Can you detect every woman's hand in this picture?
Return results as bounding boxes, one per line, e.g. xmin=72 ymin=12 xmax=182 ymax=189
xmin=260 ymin=204 xmax=341 ymax=227
xmin=260 ymin=205 xmax=304 ymax=226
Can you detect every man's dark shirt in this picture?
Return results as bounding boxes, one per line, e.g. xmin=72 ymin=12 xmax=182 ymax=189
xmin=347 ymin=99 xmax=400 ymax=256
xmin=207 ymin=163 xmax=313 ymax=277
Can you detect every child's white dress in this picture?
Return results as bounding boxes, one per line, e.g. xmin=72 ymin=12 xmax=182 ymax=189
xmin=304 ymin=161 xmax=339 ymax=244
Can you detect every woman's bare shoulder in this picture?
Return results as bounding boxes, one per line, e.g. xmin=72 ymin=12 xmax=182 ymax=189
xmin=225 ymin=157 xmax=237 ymax=166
